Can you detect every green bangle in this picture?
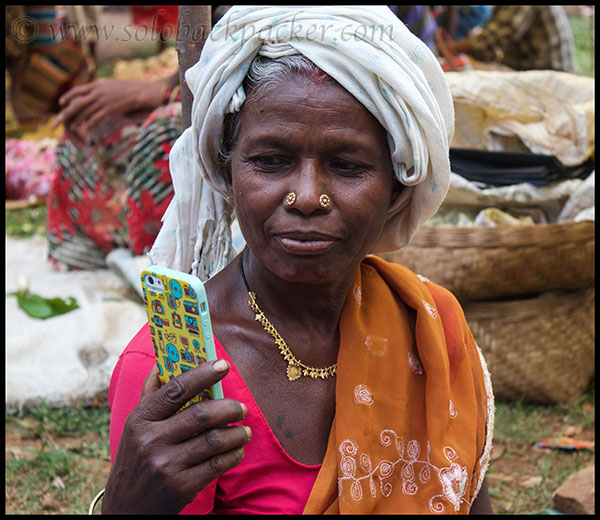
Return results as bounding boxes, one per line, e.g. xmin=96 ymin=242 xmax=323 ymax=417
xmin=88 ymin=488 xmax=105 ymax=515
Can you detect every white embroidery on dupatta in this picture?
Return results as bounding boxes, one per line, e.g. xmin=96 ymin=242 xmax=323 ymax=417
xmin=338 ymin=432 xmax=470 ymax=513
xmin=364 ymin=335 xmax=388 ymax=358
xmin=423 ymin=300 xmax=438 ymax=319
xmin=435 ymin=458 xmax=468 ymax=511
xmin=468 ymin=344 xmax=496 ymax=509
xmin=449 ymin=400 xmax=457 ymax=419
xmin=353 ymin=285 xmax=362 ymax=306
xmin=408 ymin=352 xmax=424 ymax=375
xmin=354 ymin=384 xmax=375 ymax=406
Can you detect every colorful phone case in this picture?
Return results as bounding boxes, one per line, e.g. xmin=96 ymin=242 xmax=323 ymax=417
xmin=140 ymin=265 xmax=223 ymax=409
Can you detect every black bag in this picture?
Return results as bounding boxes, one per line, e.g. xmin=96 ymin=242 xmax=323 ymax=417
xmin=449 ymin=149 xmax=594 ymax=187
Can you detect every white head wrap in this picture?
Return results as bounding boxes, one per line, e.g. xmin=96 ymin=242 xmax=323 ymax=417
xmin=149 ymin=5 xmax=454 ymax=280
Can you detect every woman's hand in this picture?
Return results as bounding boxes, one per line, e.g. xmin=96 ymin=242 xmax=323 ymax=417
xmin=101 ymin=360 xmax=251 ymax=515
xmin=52 ymin=79 xmax=164 ymax=146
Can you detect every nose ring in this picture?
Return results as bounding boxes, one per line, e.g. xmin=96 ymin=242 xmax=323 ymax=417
xmin=319 ymin=194 xmax=331 ymax=209
xmin=285 ymin=192 xmax=296 ymax=206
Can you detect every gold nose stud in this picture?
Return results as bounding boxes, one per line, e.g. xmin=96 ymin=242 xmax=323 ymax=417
xmin=319 ymin=194 xmax=331 ymax=209
xmin=285 ymin=192 xmax=296 ymax=206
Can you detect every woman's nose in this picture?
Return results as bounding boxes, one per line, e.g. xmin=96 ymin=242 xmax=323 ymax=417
xmin=287 ymin=160 xmax=331 ymax=214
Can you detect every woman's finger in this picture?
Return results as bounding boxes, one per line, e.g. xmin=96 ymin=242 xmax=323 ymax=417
xmin=69 ymin=99 xmax=105 ymax=132
xmin=139 ymin=364 xmax=161 ymax=405
xmin=176 ymin=424 xmax=252 ymax=467
xmin=86 ymin=108 xmax=111 ymax=132
xmin=54 ymin=92 xmax=96 ymax=128
xmin=58 ymin=81 xmax=95 ymax=106
xmin=137 ymin=359 xmax=231 ymax=421
xmin=160 ymin=397 xmax=247 ymax=444
xmin=179 ymin=446 xmax=247 ymax=496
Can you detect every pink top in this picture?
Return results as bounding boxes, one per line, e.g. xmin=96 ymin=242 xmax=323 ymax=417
xmin=108 ymin=324 xmax=321 ymax=514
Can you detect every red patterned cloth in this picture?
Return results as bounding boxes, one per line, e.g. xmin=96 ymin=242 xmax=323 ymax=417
xmin=47 ymin=102 xmax=181 ymax=270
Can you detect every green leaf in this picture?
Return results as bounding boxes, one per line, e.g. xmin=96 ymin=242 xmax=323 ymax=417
xmin=16 ymin=292 xmax=54 ymax=319
xmin=7 ymin=290 xmax=79 ymax=319
xmin=46 ymin=296 xmax=80 ymax=317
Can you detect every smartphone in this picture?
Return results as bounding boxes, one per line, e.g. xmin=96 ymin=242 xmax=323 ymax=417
xmin=140 ymin=265 xmax=223 ymax=410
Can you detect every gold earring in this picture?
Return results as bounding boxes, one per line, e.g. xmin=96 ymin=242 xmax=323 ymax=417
xmin=285 ymin=192 xmax=296 ymax=206
xmin=319 ymin=194 xmax=331 ymax=209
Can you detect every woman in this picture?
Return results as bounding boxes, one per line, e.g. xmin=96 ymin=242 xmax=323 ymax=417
xmin=46 ymin=6 xmax=230 ymax=270
xmin=447 ymin=5 xmax=575 ymax=72
xmin=102 ymin=6 xmax=494 ymax=515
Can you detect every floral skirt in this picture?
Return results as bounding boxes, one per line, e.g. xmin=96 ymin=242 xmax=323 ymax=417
xmin=47 ymin=102 xmax=182 ymax=270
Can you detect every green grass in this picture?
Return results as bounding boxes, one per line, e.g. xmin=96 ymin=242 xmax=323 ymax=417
xmin=568 ymin=14 xmax=595 ymax=77
xmin=5 ymin=381 xmax=594 ymax=514
xmin=7 ymin=400 xmax=112 ymax=437
xmin=6 ymin=402 xmax=111 ymax=515
xmin=5 ymin=205 xmax=48 ymax=238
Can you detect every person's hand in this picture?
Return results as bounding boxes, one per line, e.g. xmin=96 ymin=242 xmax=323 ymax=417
xmin=101 ymin=360 xmax=251 ymax=515
xmin=435 ymin=27 xmax=455 ymax=57
xmin=52 ymin=79 xmax=164 ymax=146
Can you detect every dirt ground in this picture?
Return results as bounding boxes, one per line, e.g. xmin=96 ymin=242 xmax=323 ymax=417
xmin=6 ymin=427 xmax=111 ymax=475
xmin=5 ymin=428 xmax=111 ymax=514
xmin=5 ymin=413 xmax=594 ymax=514
xmin=486 ymin=415 xmax=595 ymax=514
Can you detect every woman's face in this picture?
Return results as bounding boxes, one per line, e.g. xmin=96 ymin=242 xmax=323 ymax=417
xmin=227 ymin=74 xmax=398 ymax=284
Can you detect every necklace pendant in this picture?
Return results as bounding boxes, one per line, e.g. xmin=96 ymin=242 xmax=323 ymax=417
xmin=287 ymin=363 xmax=302 ymax=382
xmin=241 ymin=259 xmax=336 ymax=382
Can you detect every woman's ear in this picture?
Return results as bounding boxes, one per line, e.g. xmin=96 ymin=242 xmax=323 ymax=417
xmin=223 ymin=164 xmax=234 ymax=206
xmin=389 ymin=163 xmax=410 ymax=206
xmin=223 ymin=161 xmax=232 ymax=187
xmin=390 ymin=180 xmax=404 ymax=205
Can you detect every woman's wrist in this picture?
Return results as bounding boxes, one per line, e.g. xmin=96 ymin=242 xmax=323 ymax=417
xmin=134 ymin=79 xmax=166 ymax=111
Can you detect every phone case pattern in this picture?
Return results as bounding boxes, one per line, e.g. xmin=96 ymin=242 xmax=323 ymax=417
xmin=141 ymin=269 xmax=216 ymax=408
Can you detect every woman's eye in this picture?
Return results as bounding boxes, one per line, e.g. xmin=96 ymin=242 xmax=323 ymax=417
xmin=252 ymin=156 xmax=289 ymax=171
xmin=330 ymin=160 xmax=366 ymax=175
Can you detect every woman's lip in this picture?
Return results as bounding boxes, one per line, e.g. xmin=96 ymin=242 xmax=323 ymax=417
xmin=277 ymin=236 xmax=337 ymax=254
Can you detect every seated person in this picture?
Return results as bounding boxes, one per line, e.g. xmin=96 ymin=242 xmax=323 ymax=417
xmin=449 ymin=5 xmax=575 ymax=72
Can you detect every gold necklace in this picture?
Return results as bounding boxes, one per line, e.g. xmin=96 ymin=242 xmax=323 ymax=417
xmin=240 ymin=255 xmax=337 ymax=382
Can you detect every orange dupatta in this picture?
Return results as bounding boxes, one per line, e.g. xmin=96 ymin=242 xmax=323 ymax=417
xmin=304 ymin=256 xmax=494 ymax=514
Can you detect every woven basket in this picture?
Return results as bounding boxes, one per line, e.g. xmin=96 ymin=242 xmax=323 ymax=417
xmin=463 ymin=288 xmax=595 ymax=403
xmin=379 ymin=221 xmax=594 ymax=301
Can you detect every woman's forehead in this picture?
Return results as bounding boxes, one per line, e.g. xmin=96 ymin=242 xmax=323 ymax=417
xmin=238 ymin=75 xmax=386 ymax=138
xmin=246 ymin=73 xmax=350 ymax=108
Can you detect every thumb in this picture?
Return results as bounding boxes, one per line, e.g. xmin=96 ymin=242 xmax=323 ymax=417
xmin=139 ymin=364 xmax=162 ymax=404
